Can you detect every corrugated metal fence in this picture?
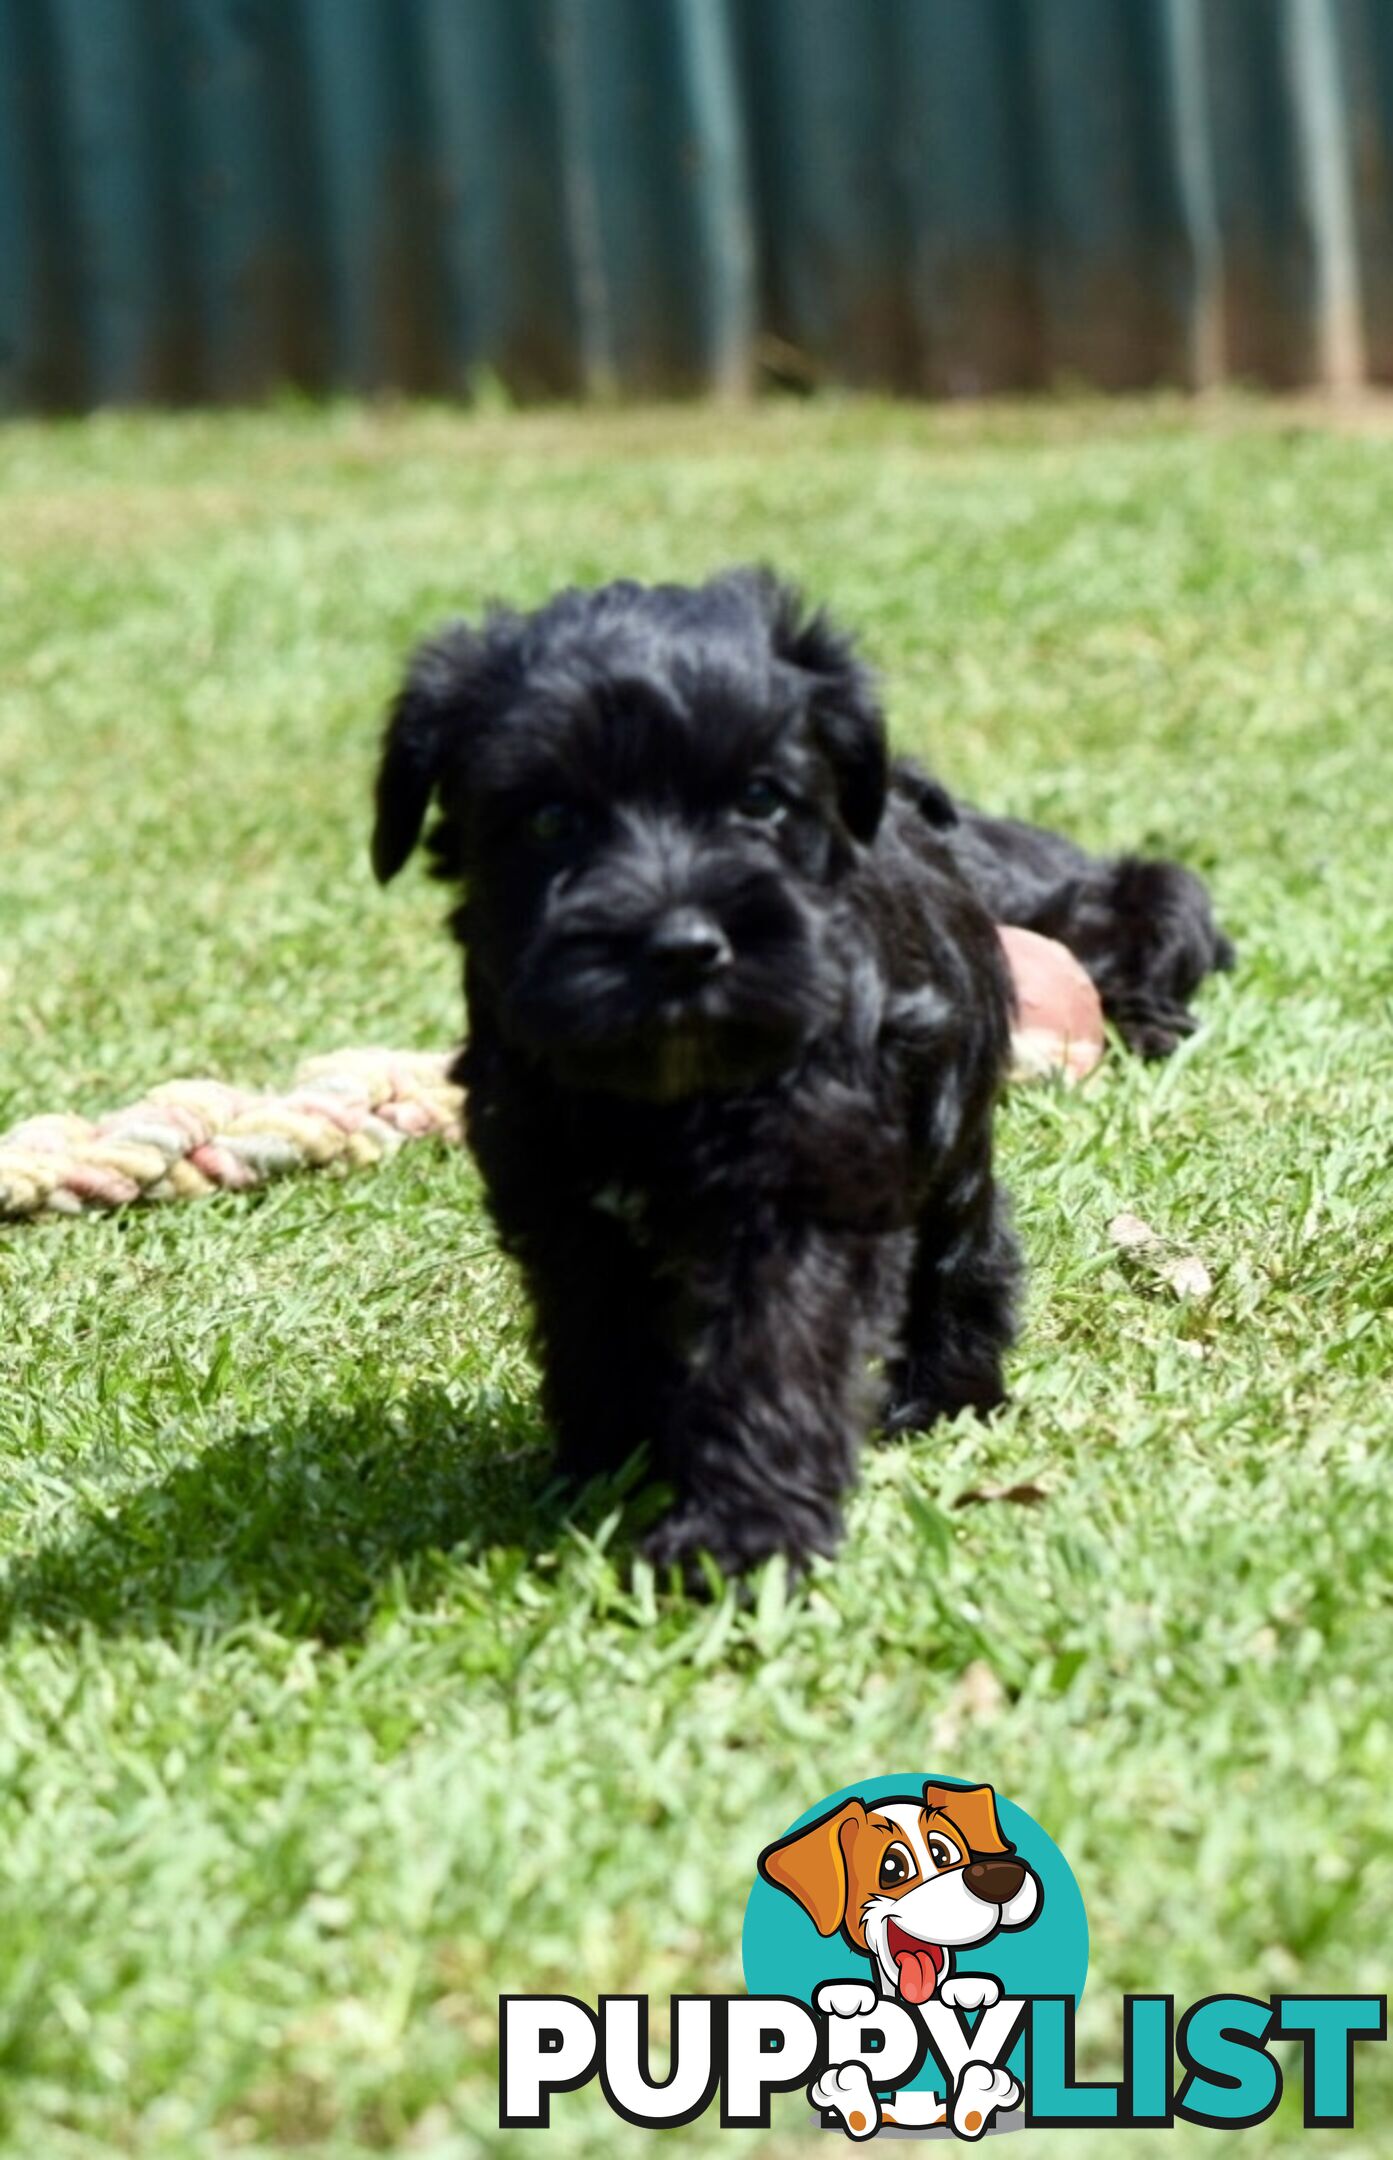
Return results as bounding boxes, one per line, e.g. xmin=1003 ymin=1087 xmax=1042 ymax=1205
xmin=3 ymin=0 xmax=1393 ymax=411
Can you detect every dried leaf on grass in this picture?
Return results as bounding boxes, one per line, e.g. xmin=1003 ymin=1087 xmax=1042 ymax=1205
xmin=953 ymin=1481 xmax=1050 ymax=1509
xmin=1161 ymin=1254 xmax=1214 ymax=1299
xmin=1108 ymin=1211 xmax=1160 ymax=1250
xmin=1108 ymin=1213 xmax=1214 ymax=1300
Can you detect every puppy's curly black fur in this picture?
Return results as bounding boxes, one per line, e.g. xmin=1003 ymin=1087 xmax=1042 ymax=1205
xmin=372 ymin=569 xmax=1231 ymax=1578
xmin=373 ymin=569 xmax=1019 ymax=1577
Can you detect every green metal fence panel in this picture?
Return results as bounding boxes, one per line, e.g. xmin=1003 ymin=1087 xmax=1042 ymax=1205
xmin=1 ymin=0 xmax=1390 ymax=410
xmin=891 ymin=0 xmax=1043 ymax=395
xmin=1338 ymin=0 xmax=1393 ymax=380
xmin=1022 ymin=0 xmax=1193 ymax=388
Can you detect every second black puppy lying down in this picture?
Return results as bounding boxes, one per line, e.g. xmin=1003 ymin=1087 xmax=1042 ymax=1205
xmin=891 ymin=765 xmax=1234 ymax=1060
xmin=372 ymin=570 xmax=1229 ymax=1579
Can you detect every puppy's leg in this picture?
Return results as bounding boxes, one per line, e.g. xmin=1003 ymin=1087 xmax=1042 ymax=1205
xmin=517 ymin=1217 xmax=679 ymax=1486
xmin=1033 ymin=860 xmax=1213 ymax=1058
xmin=883 ymin=1154 xmax=1019 ymax=1434
xmin=640 ymin=1227 xmax=907 ymax=1581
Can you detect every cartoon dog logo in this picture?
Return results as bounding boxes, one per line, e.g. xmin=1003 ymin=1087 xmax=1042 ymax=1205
xmin=759 ymin=1783 xmax=1042 ymax=2139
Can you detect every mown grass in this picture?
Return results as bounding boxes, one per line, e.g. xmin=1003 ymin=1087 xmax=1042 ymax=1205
xmin=0 ymin=395 xmax=1389 ymax=2157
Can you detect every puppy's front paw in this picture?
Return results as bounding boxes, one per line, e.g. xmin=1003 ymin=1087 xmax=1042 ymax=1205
xmin=952 ymin=2060 xmax=1020 ymax=2139
xmin=1115 ymin=1002 xmax=1197 ymax=1060
xmin=813 ymin=1979 xmax=879 ymax=2021
xmin=810 ymin=2061 xmax=880 ymax=2140
xmin=939 ymin=1973 xmax=1001 ymax=2012
xmin=639 ymin=1498 xmax=831 ymax=1585
xmin=638 ymin=1507 xmax=742 ymax=1591
xmin=881 ymin=1356 xmax=1008 ymax=1435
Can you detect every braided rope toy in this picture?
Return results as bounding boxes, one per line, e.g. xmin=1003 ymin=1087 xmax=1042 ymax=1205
xmin=0 ymin=936 xmax=1102 ymax=1226
xmin=0 ymin=1049 xmax=464 ymax=1223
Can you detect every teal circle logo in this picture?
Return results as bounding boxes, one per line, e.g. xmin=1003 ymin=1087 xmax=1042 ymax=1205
xmin=742 ymin=1774 xmax=1087 ymax=2094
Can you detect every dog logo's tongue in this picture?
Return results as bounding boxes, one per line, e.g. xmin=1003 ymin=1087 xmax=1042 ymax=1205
xmin=895 ymin=1946 xmax=940 ymax=2004
xmin=887 ymin=1923 xmax=943 ymax=2004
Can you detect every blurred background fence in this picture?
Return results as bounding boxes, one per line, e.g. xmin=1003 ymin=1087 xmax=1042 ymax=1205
xmin=3 ymin=0 xmax=1393 ymax=412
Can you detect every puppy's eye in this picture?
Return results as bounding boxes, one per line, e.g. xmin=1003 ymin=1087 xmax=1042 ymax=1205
xmin=879 ymin=1843 xmax=916 ymax=1890
xmin=735 ymin=775 xmax=786 ymax=823
xmin=525 ymin=802 xmax=582 ymax=847
xmin=927 ymin=1835 xmax=961 ymax=1871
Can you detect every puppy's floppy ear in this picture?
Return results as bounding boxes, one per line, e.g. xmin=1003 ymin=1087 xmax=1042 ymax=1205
xmin=924 ymin=1782 xmax=1012 ymax=1857
xmin=371 ymin=621 xmax=488 ymax=883
xmin=748 ymin=570 xmax=888 ymax=843
xmin=758 ymin=1799 xmax=865 ymax=1935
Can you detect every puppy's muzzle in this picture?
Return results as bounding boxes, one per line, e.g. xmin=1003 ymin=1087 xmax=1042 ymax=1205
xmin=646 ymin=908 xmax=733 ymax=994
xmin=964 ymin=1858 xmax=1026 ymax=1903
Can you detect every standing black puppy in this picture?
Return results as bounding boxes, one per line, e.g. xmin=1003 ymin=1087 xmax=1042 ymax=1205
xmin=372 ymin=569 xmax=1019 ymax=1578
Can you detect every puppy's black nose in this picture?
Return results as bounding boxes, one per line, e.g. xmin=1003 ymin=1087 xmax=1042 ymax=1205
xmin=964 ymin=1859 xmax=1026 ymax=1904
xmin=647 ymin=910 xmax=732 ymax=989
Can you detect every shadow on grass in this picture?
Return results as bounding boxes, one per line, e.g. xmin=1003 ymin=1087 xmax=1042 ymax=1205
xmin=0 ymin=1391 xmax=621 ymax=1646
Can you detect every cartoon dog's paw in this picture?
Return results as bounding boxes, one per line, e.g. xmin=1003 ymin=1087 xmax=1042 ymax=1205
xmin=939 ymin=1973 xmax=1001 ymax=2012
xmin=813 ymin=1980 xmax=880 ymax=2021
xmin=952 ymin=2060 xmax=1020 ymax=2140
xmin=810 ymin=2061 xmax=881 ymax=2140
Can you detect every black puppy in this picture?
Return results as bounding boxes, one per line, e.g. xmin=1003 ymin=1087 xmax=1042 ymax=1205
xmin=372 ymin=570 xmax=1020 ymax=1578
xmin=891 ymin=765 xmax=1234 ymax=1058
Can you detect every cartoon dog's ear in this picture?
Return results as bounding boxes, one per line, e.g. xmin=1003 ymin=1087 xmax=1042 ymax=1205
xmin=371 ymin=621 xmax=491 ymax=883
xmin=744 ymin=569 xmax=888 ymax=844
xmin=758 ymin=1800 xmax=866 ymax=1936
xmin=923 ymin=1783 xmax=1012 ymax=1857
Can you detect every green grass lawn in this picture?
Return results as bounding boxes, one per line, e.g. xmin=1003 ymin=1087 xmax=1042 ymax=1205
xmin=0 ymin=396 xmax=1389 ymax=2157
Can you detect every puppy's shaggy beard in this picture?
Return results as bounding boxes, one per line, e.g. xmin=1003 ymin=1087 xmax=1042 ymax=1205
xmin=497 ymin=866 xmax=841 ymax=1102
